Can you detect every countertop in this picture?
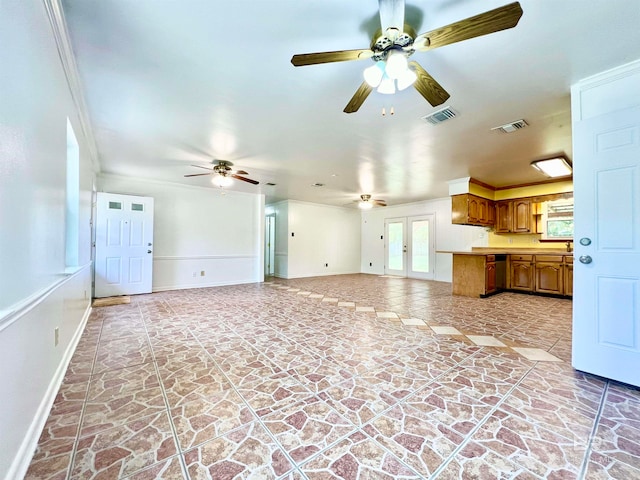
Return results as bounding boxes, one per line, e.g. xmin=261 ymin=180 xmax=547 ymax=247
xmin=438 ymin=248 xmax=573 ymax=256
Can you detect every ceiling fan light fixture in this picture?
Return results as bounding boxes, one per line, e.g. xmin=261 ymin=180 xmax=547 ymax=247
xmin=358 ymin=200 xmax=374 ymax=210
xmin=385 ymin=50 xmax=408 ymax=80
xmin=396 ymin=67 xmax=417 ymax=91
xmin=531 ymin=156 xmax=572 ymax=178
xmin=377 ymin=75 xmax=396 ymax=95
xmin=363 ymin=61 xmax=385 ymax=87
xmin=212 ymin=175 xmax=233 ymax=187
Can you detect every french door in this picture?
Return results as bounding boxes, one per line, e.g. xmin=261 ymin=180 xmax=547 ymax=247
xmin=384 ymin=215 xmax=435 ymax=280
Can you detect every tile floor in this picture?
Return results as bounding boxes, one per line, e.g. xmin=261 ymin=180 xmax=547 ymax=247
xmin=25 ymin=274 xmax=640 ymax=479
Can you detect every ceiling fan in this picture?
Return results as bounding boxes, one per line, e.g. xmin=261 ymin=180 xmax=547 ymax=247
xmin=291 ymin=1 xmax=523 ymax=113
xmin=184 ymin=160 xmax=259 ymax=187
xmin=358 ymin=194 xmax=387 ymax=209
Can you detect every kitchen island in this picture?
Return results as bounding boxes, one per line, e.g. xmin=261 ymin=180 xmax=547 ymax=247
xmin=441 ymin=249 xmax=573 ymax=298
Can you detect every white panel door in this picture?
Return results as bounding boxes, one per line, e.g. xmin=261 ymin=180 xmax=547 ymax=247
xmin=95 ymin=192 xmax=154 ymax=298
xmin=572 ymin=105 xmax=640 ymax=386
xmin=384 ymin=218 xmax=407 ymax=276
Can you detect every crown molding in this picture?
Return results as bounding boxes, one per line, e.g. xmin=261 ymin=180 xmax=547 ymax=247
xmin=42 ymin=0 xmax=101 ymax=173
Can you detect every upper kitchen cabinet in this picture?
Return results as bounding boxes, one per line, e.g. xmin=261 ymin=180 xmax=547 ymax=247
xmin=495 ymin=198 xmax=534 ymax=233
xmin=451 ymin=194 xmax=495 ymax=227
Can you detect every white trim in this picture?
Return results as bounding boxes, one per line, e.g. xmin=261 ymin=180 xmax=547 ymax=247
xmin=153 ymin=278 xmax=261 ymax=292
xmin=153 ymin=254 xmax=257 ymax=261
xmin=42 ymin=0 xmax=100 ymax=172
xmin=6 ymin=303 xmax=92 ymax=480
xmin=0 ymin=263 xmax=92 ymax=333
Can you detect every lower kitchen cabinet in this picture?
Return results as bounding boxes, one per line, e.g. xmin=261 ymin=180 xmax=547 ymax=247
xmin=452 ymin=254 xmax=505 ymax=298
xmin=509 ymin=255 xmax=534 ymax=291
xmin=534 ymin=256 xmax=564 ymax=295
xmin=564 ymin=257 xmax=574 ymax=296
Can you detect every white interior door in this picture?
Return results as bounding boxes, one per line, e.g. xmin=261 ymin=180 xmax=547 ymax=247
xmin=408 ymin=214 xmax=435 ymax=280
xmin=384 ymin=218 xmax=407 ymax=276
xmin=265 ymin=214 xmax=275 ymax=276
xmin=572 ymin=105 xmax=640 ymax=387
xmin=95 ymin=192 xmax=154 ymax=298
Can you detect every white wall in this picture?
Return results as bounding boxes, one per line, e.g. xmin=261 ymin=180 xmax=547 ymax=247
xmin=99 ymin=175 xmax=265 ymax=290
xmin=360 ymin=197 xmax=488 ymax=282
xmin=0 ymin=1 xmax=94 ymax=478
xmin=267 ymin=200 xmax=361 ymax=279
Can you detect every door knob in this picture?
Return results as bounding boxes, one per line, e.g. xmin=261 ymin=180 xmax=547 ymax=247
xmin=579 ymin=255 xmax=592 ymax=264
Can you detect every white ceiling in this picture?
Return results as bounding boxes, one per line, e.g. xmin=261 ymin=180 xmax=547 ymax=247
xmin=61 ymin=0 xmax=640 ymax=207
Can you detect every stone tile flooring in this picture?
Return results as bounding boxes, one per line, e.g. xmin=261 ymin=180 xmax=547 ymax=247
xmin=25 ymin=274 xmax=640 ymax=479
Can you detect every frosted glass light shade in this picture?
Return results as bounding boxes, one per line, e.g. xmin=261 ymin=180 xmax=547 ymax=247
xmin=377 ymin=76 xmax=396 ymax=95
xmin=396 ymin=67 xmax=417 ymax=91
xmin=385 ymin=50 xmax=408 ymax=79
xmin=363 ymin=61 xmax=385 ymax=87
xmin=358 ymin=201 xmax=373 ymax=210
xmin=531 ymin=157 xmax=572 ymax=177
xmin=213 ymin=175 xmax=233 ymax=187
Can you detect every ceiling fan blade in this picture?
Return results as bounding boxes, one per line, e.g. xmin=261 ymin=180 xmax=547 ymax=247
xmin=191 ymin=164 xmax=214 ymax=171
xmin=415 ymin=2 xmax=523 ymax=51
xmin=184 ymin=173 xmax=212 ymax=177
xmin=235 ymin=170 xmax=249 ymax=175
xmin=409 ymin=61 xmax=450 ymax=107
xmin=373 ymin=200 xmax=387 ymax=206
xmin=291 ymin=49 xmax=373 ymax=67
xmin=379 ymin=0 xmax=405 ymax=32
xmin=231 ymin=174 xmax=259 ymax=185
xmin=344 ymin=81 xmax=373 ymax=114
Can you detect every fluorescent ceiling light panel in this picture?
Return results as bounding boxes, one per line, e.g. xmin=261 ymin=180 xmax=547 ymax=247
xmin=531 ymin=156 xmax=572 ymax=177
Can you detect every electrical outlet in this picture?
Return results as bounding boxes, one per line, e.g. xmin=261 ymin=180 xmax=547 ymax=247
xmin=325 ymin=263 xmax=328 ymax=267
xmin=369 ymin=262 xmax=372 ymax=267
xmin=200 ymin=270 xmax=205 ymax=276
xmin=508 ymin=238 xmax=513 ymax=244
xmin=54 ymin=327 xmax=59 ymax=347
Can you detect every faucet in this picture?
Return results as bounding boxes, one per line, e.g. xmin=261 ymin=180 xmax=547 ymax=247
xmin=566 ymin=241 xmax=573 ymax=252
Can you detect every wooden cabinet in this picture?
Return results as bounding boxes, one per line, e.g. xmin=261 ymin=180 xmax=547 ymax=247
xmin=534 ymin=255 xmax=564 ymax=295
xmin=509 ymin=254 xmax=534 ymax=291
xmin=452 ymin=254 xmax=504 ymax=297
xmin=564 ymin=256 xmax=574 ymax=296
xmin=452 ymin=194 xmax=495 ymax=226
xmin=496 ymin=199 xmax=534 ymax=233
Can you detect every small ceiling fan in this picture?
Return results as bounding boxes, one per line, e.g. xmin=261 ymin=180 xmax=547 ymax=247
xmin=184 ymin=160 xmax=259 ymax=186
xmin=358 ymin=194 xmax=387 ymax=209
xmin=291 ymin=1 xmax=523 ymax=113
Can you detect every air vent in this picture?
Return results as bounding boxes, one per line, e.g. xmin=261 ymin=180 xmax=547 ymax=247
xmin=422 ymin=106 xmax=457 ymax=125
xmin=491 ymin=119 xmax=528 ymax=133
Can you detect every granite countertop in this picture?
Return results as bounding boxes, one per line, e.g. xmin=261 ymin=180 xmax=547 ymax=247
xmin=438 ymin=248 xmax=573 ymax=256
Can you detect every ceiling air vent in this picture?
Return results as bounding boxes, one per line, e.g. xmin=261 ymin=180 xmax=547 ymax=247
xmin=422 ymin=106 xmax=457 ymax=125
xmin=491 ymin=119 xmax=528 ymax=133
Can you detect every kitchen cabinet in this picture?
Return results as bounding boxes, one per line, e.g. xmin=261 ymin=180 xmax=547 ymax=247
xmin=509 ymin=254 xmax=534 ymax=291
xmin=564 ymin=256 xmax=573 ymax=296
xmin=452 ymin=254 xmax=505 ymax=297
xmin=495 ymin=199 xmax=534 ymax=233
xmin=534 ymin=255 xmax=564 ymax=295
xmin=451 ymin=194 xmax=495 ymax=226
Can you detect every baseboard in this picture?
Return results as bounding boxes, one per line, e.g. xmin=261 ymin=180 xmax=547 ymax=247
xmin=7 ymin=302 xmax=92 ymax=480
xmin=152 ymin=278 xmax=259 ymax=292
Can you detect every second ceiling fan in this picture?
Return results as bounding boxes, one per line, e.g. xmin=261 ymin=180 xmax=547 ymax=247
xmin=291 ymin=1 xmax=523 ymax=113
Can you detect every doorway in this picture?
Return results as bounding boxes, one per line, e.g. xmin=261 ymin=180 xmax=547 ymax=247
xmin=265 ymin=214 xmax=275 ymax=276
xmin=384 ymin=214 xmax=435 ymax=280
xmin=94 ymin=192 xmax=154 ymax=298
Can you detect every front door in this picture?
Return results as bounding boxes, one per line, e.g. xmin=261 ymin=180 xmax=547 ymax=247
xmin=384 ymin=218 xmax=407 ymax=276
xmin=95 ymin=192 xmax=154 ymax=298
xmin=572 ymin=105 xmax=640 ymax=386
xmin=384 ymin=215 xmax=436 ymax=279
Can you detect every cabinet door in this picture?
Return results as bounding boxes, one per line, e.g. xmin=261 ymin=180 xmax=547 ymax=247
xmin=486 ymin=261 xmax=497 ymax=294
xmin=487 ymin=200 xmax=496 ymax=226
xmin=510 ymin=261 xmax=533 ymax=290
xmin=564 ymin=263 xmax=573 ymax=296
xmin=496 ymin=201 xmax=512 ymax=233
xmin=467 ymin=196 xmax=480 ymax=223
xmin=535 ymin=262 xmax=564 ymax=294
xmin=512 ymin=199 xmax=532 ymax=233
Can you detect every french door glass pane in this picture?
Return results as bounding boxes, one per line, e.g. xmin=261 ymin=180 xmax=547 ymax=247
xmin=412 ymin=220 xmax=429 ymax=273
xmin=388 ymin=222 xmax=404 ymax=270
